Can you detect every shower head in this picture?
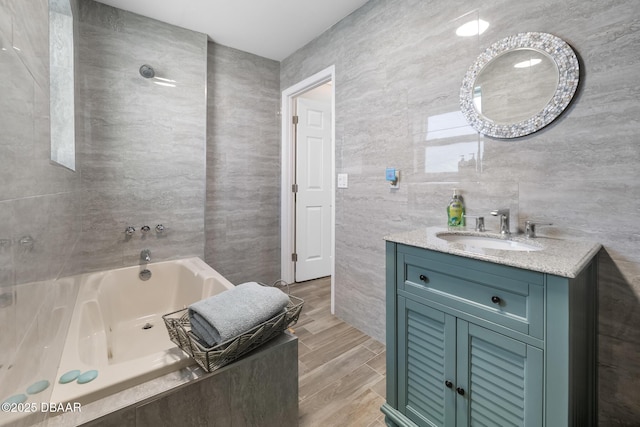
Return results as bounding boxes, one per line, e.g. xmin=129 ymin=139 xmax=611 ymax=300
xmin=139 ymin=64 xmax=155 ymax=79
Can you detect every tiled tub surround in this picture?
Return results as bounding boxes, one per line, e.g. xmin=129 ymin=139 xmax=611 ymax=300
xmin=386 ymin=227 xmax=601 ymax=279
xmin=280 ymin=0 xmax=640 ymax=423
xmin=38 ymin=334 xmax=298 ymax=427
xmin=70 ymin=0 xmax=208 ymax=275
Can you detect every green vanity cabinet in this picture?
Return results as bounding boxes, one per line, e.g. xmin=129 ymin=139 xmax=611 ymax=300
xmin=396 ymin=296 xmax=543 ymax=427
xmin=382 ymin=241 xmax=598 ymax=427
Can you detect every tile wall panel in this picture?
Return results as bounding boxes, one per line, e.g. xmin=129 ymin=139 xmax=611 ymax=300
xmin=69 ymin=0 xmax=208 ymax=274
xmin=205 ymin=43 xmax=281 ymax=285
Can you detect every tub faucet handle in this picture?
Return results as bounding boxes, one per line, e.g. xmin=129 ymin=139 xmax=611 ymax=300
xmin=141 ymin=225 xmax=151 ymax=234
xmin=125 ymin=226 xmax=136 ymax=236
xmin=155 ymin=224 xmax=165 ymax=234
xmin=524 ymin=220 xmax=553 ymax=238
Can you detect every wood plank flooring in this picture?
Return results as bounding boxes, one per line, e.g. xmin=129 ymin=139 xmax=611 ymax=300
xmin=289 ymin=277 xmax=387 ymax=427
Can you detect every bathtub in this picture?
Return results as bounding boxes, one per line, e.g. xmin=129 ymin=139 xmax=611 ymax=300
xmin=49 ymin=257 xmax=234 ymax=405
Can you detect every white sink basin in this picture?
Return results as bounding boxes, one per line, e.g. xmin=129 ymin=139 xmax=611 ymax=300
xmin=436 ymin=233 xmax=543 ymax=252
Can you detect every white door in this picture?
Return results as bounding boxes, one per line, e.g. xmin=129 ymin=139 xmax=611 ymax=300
xmin=295 ymin=96 xmax=332 ymax=282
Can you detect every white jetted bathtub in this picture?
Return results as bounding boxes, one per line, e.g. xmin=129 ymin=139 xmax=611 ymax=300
xmin=50 ymin=257 xmax=234 ymax=405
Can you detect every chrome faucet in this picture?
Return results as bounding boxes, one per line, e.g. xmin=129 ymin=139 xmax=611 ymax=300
xmin=140 ymin=249 xmax=151 ymax=263
xmin=490 ymin=209 xmax=510 ymax=237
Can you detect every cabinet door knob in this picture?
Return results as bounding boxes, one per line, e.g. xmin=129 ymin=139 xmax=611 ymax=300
xmin=456 ymin=387 xmax=465 ymax=396
xmin=444 ymin=380 xmax=453 ymax=389
xmin=491 ymin=296 xmax=501 ymax=304
xmin=419 ymin=274 xmax=429 ymax=283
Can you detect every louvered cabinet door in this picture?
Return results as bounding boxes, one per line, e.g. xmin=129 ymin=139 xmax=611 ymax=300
xmin=398 ymin=297 xmax=457 ymax=427
xmin=457 ymin=322 xmax=543 ymax=427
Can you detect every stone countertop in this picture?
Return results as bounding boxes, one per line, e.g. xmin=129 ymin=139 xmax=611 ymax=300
xmin=384 ymin=227 xmax=601 ymax=278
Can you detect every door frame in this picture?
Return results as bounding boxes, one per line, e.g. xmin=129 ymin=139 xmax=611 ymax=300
xmin=280 ymin=65 xmax=336 ymax=313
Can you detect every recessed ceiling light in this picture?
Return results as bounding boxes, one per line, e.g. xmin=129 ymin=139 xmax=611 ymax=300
xmin=456 ymin=19 xmax=489 ymax=37
xmin=514 ymin=58 xmax=542 ymax=68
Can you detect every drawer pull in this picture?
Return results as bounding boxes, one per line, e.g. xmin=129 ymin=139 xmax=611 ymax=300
xmin=491 ymin=296 xmax=502 ymax=304
xmin=444 ymin=380 xmax=453 ymax=389
xmin=419 ymin=274 xmax=429 ymax=283
xmin=456 ymin=387 xmax=465 ymax=396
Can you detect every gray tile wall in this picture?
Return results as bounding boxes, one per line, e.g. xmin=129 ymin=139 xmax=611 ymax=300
xmin=280 ymin=0 xmax=640 ymax=423
xmin=0 ymin=0 xmax=81 ymax=284
xmin=70 ymin=0 xmax=208 ymax=274
xmin=0 ymin=0 xmax=81 ymax=423
xmin=205 ymin=43 xmax=281 ymax=285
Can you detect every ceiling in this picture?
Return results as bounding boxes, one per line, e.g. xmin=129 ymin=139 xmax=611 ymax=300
xmin=93 ymin=0 xmax=371 ymax=61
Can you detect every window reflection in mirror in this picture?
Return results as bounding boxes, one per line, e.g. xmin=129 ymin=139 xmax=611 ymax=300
xmin=473 ymin=49 xmax=558 ymax=125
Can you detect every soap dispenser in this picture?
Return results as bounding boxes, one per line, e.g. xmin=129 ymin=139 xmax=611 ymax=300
xmin=447 ymin=189 xmax=465 ymax=227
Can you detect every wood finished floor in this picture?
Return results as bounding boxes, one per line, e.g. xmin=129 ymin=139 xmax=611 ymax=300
xmin=290 ymin=277 xmax=387 ymax=427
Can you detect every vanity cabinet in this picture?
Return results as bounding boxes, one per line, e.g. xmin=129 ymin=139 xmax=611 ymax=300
xmin=382 ymin=242 xmax=598 ymax=427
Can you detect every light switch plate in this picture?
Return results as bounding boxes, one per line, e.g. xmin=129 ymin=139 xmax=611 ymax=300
xmin=337 ymin=173 xmax=348 ymax=188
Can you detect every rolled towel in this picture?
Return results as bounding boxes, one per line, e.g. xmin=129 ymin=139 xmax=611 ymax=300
xmin=188 ymin=282 xmax=290 ymax=347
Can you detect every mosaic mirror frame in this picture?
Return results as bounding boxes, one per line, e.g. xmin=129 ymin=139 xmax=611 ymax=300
xmin=460 ymin=32 xmax=579 ymax=139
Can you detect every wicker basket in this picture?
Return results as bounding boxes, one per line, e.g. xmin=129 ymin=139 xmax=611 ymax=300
xmin=163 ymin=294 xmax=304 ymax=373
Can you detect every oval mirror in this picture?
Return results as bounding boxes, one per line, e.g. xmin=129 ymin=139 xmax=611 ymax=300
xmin=460 ymin=32 xmax=579 ymax=138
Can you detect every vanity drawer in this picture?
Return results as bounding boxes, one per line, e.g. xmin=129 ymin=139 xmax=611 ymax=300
xmin=398 ymin=251 xmax=544 ymax=339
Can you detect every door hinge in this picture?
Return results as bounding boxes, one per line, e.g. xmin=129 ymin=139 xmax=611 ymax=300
xmin=292 ymin=253 xmax=298 ymax=262
xmin=292 ymin=184 xmax=298 ymax=193
xmin=292 ymin=115 xmax=299 ymax=125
